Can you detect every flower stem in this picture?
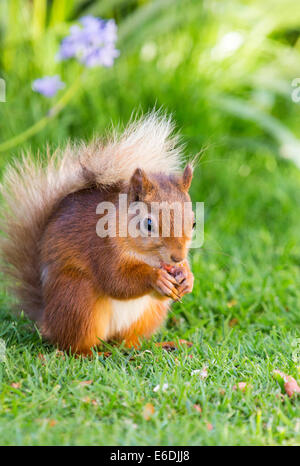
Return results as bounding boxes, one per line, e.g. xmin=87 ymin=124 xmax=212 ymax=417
xmin=0 ymin=73 xmax=84 ymax=154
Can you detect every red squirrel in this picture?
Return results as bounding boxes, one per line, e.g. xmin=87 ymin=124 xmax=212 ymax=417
xmin=0 ymin=112 xmax=194 ymax=354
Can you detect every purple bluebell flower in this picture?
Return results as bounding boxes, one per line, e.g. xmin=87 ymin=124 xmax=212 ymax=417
xmin=32 ymin=75 xmax=65 ymax=97
xmin=57 ymin=15 xmax=119 ymax=68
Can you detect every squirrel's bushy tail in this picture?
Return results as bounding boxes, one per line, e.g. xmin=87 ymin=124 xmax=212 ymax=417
xmin=0 ymin=148 xmax=85 ymax=321
xmin=0 ymin=111 xmax=183 ymax=320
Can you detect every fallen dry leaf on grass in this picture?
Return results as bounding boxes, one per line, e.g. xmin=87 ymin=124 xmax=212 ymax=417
xmin=82 ymin=396 xmax=98 ymax=406
xmin=155 ymin=340 xmax=193 ymax=352
xmin=82 ymin=396 xmax=91 ymax=403
xmin=285 ymin=379 xmax=300 ymax=397
xmin=229 ymin=318 xmax=239 ymax=327
xmin=233 ymin=382 xmax=250 ymax=392
xmin=78 ymin=380 xmax=93 ymax=387
xmin=36 ymin=418 xmax=57 ymax=427
xmin=227 ymin=299 xmax=237 ymax=308
xmin=49 ymin=419 xmax=57 ymax=427
xmin=206 ymin=422 xmax=213 ymax=431
xmin=193 ymin=404 xmax=202 ymax=414
xmin=142 ymin=403 xmax=155 ymax=420
xmin=98 ymin=351 xmax=112 ymax=358
xmin=11 ymin=382 xmax=21 ymax=389
xmin=273 ymin=370 xmax=300 ymax=398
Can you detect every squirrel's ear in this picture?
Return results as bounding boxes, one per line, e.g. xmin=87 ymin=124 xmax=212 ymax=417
xmin=180 ymin=164 xmax=193 ymax=191
xmin=129 ymin=168 xmax=154 ymax=201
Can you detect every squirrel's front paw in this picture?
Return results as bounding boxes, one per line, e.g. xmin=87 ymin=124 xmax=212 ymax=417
xmin=177 ymin=272 xmax=194 ymax=298
xmin=168 ymin=261 xmax=194 ymax=299
xmin=152 ymin=268 xmax=181 ymax=301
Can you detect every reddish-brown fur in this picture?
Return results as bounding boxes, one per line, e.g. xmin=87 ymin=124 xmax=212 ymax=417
xmin=38 ymin=170 xmax=194 ymax=354
xmin=0 ymin=113 xmax=195 ymax=354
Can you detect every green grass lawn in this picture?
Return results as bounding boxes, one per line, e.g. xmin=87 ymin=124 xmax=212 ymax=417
xmin=0 ymin=0 xmax=300 ymax=447
xmin=0 ymin=145 xmax=299 ymax=446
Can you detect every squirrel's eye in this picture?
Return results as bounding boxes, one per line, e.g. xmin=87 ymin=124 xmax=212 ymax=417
xmin=193 ymin=220 xmax=196 ymax=229
xmin=140 ymin=216 xmax=156 ymax=236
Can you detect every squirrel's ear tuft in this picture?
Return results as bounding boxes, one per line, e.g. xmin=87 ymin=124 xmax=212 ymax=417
xmin=180 ymin=164 xmax=193 ymax=191
xmin=129 ymin=168 xmax=154 ymax=201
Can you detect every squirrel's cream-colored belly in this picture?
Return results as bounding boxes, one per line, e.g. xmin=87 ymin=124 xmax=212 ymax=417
xmin=108 ymin=295 xmax=153 ymax=336
xmin=99 ymin=294 xmax=170 ymax=345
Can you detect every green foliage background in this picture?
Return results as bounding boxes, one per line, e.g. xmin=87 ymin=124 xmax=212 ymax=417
xmin=0 ymin=0 xmax=299 ymax=446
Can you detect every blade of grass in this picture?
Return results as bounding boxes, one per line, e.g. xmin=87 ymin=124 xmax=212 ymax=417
xmin=32 ymin=0 xmax=47 ymax=40
xmin=50 ymin=0 xmax=75 ymax=25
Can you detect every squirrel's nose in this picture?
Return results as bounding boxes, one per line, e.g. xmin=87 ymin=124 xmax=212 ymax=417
xmin=171 ymin=255 xmax=183 ymax=263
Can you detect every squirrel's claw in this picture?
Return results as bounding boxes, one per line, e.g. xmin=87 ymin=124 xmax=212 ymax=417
xmin=177 ymin=273 xmax=194 ymax=299
xmin=153 ymin=268 xmax=181 ymax=301
xmin=156 ymin=261 xmax=194 ymax=301
xmin=172 ymin=261 xmax=194 ymax=300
